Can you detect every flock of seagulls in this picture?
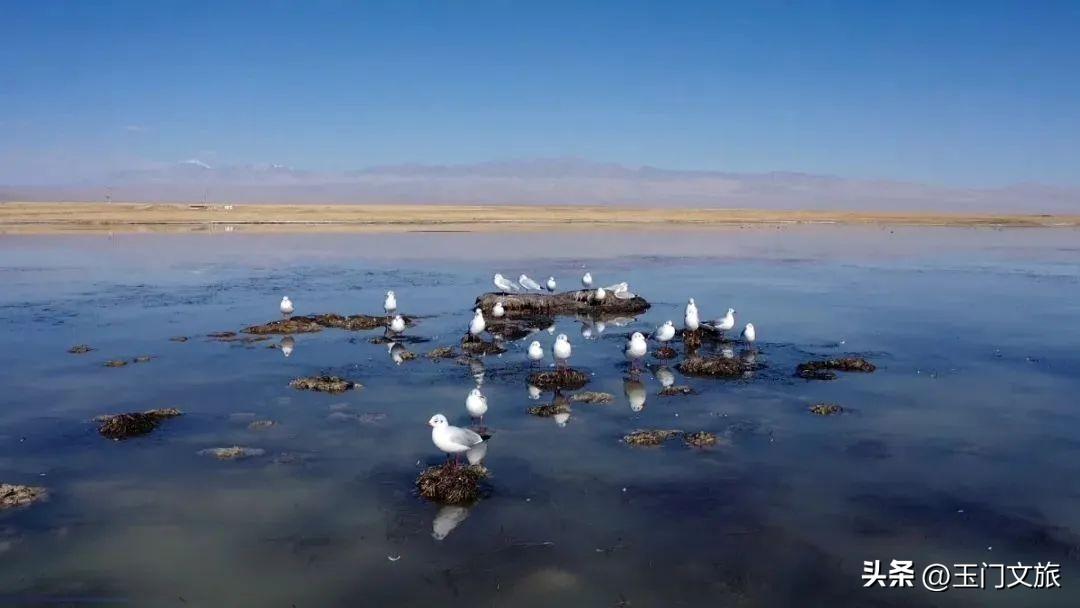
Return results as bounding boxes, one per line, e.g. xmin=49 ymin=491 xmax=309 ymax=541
xmin=273 ymin=270 xmax=759 ymax=467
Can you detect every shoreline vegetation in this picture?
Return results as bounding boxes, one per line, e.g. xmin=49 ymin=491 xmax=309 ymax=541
xmin=1 ymin=202 xmax=1077 ymax=234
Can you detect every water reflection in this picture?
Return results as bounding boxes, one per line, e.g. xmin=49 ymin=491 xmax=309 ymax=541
xmin=469 ymin=359 xmax=485 ymax=386
xmin=527 ymin=384 xmax=541 ymax=400
xmin=388 ymin=342 xmax=408 ymax=365
xmin=279 ymin=335 xmax=295 ymax=358
xmin=432 ymin=505 xmax=472 ymax=541
xmin=623 ymin=378 xmax=646 ymax=412
xmin=654 ymin=366 xmax=675 ymax=388
xmin=465 ymin=441 xmax=488 ymax=466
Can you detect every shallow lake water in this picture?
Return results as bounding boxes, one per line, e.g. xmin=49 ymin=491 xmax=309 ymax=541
xmin=1 ymin=226 xmax=1080 ymax=607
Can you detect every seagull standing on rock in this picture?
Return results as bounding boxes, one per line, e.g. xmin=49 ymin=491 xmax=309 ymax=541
xmin=280 ymin=296 xmax=294 ymax=316
xmin=384 ymin=291 xmax=397 ymax=314
xmin=469 ymin=308 xmax=486 ymax=337
xmin=389 ymin=314 xmax=406 ymax=333
xmin=553 ymin=334 xmax=572 ymax=368
xmin=429 ymin=414 xmax=484 ymax=465
xmin=713 ymin=308 xmax=736 ymax=335
xmin=465 ymin=387 xmax=488 ymax=424
xmin=742 ymin=323 xmax=757 ymax=347
xmin=582 ymin=272 xmax=593 ymax=288
xmin=519 ymin=274 xmax=542 ymax=291
xmin=654 ymin=320 xmax=676 ymax=346
xmin=593 ymin=286 xmax=607 ymax=303
xmin=546 ymin=277 xmax=557 ymax=292
xmin=492 ymin=301 xmax=505 ymax=318
xmin=493 ymin=273 xmax=519 ymax=292
xmin=685 ymin=298 xmax=700 ymax=331
xmin=625 ymin=332 xmax=648 ymax=369
xmin=528 ymin=340 xmax=544 ymax=365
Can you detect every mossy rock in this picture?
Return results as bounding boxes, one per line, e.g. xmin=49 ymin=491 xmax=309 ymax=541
xmin=476 ymin=290 xmax=649 ymax=317
xmin=460 ymin=334 xmax=507 ymax=356
xmin=68 ymin=344 xmax=94 ymax=354
xmin=426 ymin=346 xmax=458 ymax=360
xmin=416 ymin=463 xmax=489 ymax=505
xmin=243 ymin=313 xmax=414 ymax=335
xmin=796 ymin=357 xmax=876 ymax=380
xmin=198 ymin=446 xmax=265 ymax=460
xmin=652 ymin=346 xmax=678 ymax=360
xmin=527 ymin=400 xmax=572 ymax=417
xmin=623 ymin=429 xmax=682 ymax=447
xmin=683 ymin=431 xmax=718 ymax=447
xmin=809 ymin=403 xmax=844 ymax=416
xmin=570 ymin=391 xmax=615 ymax=405
xmin=103 ymin=359 xmax=128 ymax=368
xmin=528 ymin=368 xmax=589 ymax=391
xmin=95 ymin=408 xmax=182 ymax=440
xmin=677 ymin=357 xmax=748 ymax=378
xmin=289 ymin=375 xmax=359 ymax=393
xmin=1 ymin=484 xmax=48 ymax=509
xmin=658 ymin=385 xmax=696 ymax=396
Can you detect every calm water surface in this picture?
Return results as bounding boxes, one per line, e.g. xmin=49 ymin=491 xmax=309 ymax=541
xmin=1 ymin=227 xmax=1079 ymax=607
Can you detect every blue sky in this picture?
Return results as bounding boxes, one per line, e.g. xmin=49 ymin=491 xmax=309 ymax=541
xmin=2 ymin=0 xmax=1078 ymax=186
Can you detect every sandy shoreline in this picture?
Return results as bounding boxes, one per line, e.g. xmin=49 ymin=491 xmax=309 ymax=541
xmin=1 ymin=202 xmax=1077 ymax=234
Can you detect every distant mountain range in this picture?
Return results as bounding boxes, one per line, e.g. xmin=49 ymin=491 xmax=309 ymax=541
xmin=3 ymin=158 xmax=1078 ymax=212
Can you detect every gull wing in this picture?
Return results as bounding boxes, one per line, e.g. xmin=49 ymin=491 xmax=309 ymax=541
xmin=447 ymin=425 xmax=484 ymax=448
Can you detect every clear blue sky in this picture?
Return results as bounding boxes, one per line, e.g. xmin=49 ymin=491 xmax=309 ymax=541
xmin=2 ymin=0 xmax=1078 ymax=186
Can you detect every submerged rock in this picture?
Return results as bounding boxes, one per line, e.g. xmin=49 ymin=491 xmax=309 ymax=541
xmin=658 ymin=385 xmax=696 ymax=396
xmin=683 ymin=431 xmax=718 ymax=447
xmin=132 ymin=355 xmax=153 ymax=363
xmin=247 ymin=419 xmax=277 ymax=430
xmin=169 ymin=336 xmax=189 ymax=342
xmin=677 ymin=357 xmax=749 ymax=378
xmin=528 ymin=368 xmax=589 ymax=391
xmin=809 ymin=403 xmax=844 ymax=416
xmin=652 ymin=346 xmax=678 ymax=359
xmin=207 ymin=331 xmax=238 ymax=339
xmin=476 ymin=290 xmax=649 ymax=317
xmin=243 ymin=313 xmax=414 ymax=335
xmin=95 ymin=408 xmax=182 ymax=440
xmin=67 ymin=344 xmax=94 ymax=354
xmin=103 ymin=359 xmax=128 ymax=368
xmin=426 ymin=346 xmax=458 ymax=360
xmin=1 ymin=484 xmax=48 ymax=509
xmin=623 ymin=429 xmax=682 ymax=447
xmin=198 ymin=446 xmax=265 ymax=460
xmin=485 ymin=317 xmax=553 ymax=341
xmin=460 ymin=334 xmax=507 ymax=356
xmin=416 ymin=463 xmax=489 ymax=505
xmin=796 ymin=357 xmax=876 ymax=380
xmin=527 ymin=400 xmax=572 ymax=417
xmin=570 ymin=391 xmax=615 ymax=405
xmin=289 ymin=375 xmax=359 ymax=393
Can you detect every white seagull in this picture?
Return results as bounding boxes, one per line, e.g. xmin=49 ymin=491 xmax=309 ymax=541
xmin=384 ymin=291 xmax=397 ymax=314
xmin=469 ymin=308 xmax=486 ymax=337
xmin=528 ymin=340 xmax=544 ymax=365
xmin=465 ymin=387 xmax=488 ymax=423
xmin=685 ymin=298 xmax=700 ymax=331
xmin=389 ymin=314 xmax=406 ymax=333
xmin=741 ymin=322 xmax=757 ymax=347
xmin=604 ymin=282 xmax=635 ymax=300
xmin=625 ymin=332 xmax=648 ymax=368
xmin=429 ymin=414 xmax=484 ymax=463
xmin=280 ymin=296 xmax=294 ymax=315
xmin=519 ymin=274 xmax=543 ymax=291
xmin=492 ymin=301 xmax=505 ymax=318
xmin=711 ymin=308 xmax=736 ymax=334
xmin=546 ymin=276 xmax=557 ymax=292
xmin=593 ymin=286 xmax=607 ymax=303
xmin=493 ymin=273 xmax=519 ymax=292
xmin=654 ymin=320 xmax=676 ymax=345
xmin=553 ymin=333 xmax=572 ymax=367
xmin=582 ymin=272 xmax=593 ymax=288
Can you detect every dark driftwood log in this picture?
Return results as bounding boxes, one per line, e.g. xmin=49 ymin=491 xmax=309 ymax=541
xmin=476 ymin=290 xmax=649 ymax=317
